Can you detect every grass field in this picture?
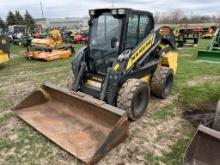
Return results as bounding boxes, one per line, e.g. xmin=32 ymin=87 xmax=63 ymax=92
xmin=0 ymin=40 xmax=220 ymax=165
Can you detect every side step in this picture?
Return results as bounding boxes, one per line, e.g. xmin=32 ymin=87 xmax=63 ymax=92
xmin=13 ymin=82 xmax=129 ymax=164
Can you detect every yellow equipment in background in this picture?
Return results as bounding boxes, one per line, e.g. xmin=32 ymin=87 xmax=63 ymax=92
xmin=201 ymin=27 xmax=215 ymax=39
xmin=0 ymin=35 xmax=10 ymax=65
xmin=31 ymin=29 xmax=63 ymax=49
xmin=24 ymin=29 xmax=74 ymax=61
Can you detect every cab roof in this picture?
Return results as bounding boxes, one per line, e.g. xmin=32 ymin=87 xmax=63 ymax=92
xmin=89 ymin=8 xmax=153 ymax=16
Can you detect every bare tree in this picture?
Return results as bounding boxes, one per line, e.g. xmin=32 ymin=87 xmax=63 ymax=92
xmin=154 ymin=9 xmax=219 ymax=25
xmin=170 ymin=9 xmax=184 ymax=24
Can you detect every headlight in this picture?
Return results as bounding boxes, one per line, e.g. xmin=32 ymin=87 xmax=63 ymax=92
xmin=111 ymin=9 xmax=117 ymax=15
xmin=89 ymin=10 xmax=95 ymax=16
xmin=118 ymin=9 xmax=125 ymax=15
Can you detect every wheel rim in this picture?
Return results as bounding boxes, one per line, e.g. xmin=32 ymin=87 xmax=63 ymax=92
xmin=133 ymin=89 xmax=147 ymax=115
xmin=164 ymin=73 xmax=173 ymax=96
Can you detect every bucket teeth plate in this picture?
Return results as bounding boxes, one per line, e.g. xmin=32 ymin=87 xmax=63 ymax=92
xmin=13 ymin=82 xmax=129 ymax=164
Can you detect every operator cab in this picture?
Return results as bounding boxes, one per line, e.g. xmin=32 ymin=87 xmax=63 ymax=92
xmin=87 ymin=8 xmax=154 ymax=75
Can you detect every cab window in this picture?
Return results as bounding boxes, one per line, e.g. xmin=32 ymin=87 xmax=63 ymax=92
xmin=125 ymin=14 xmax=153 ymax=49
xmin=125 ymin=14 xmax=139 ymax=49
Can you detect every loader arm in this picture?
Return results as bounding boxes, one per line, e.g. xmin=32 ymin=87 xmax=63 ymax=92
xmin=102 ymin=26 xmax=176 ymax=104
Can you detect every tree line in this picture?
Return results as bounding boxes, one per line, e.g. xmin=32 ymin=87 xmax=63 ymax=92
xmin=154 ymin=9 xmax=220 ymax=24
xmin=0 ymin=10 xmax=36 ymax=30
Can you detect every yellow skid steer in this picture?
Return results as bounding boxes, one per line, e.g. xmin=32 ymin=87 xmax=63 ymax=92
xmin=0 ymin=35 xmax=10 ymax=65
xmin=13 ymin=8 xmax=178 ymax=164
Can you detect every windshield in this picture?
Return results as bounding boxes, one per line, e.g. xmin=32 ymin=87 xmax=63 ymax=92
xmin=90 ymin=14 xmax=122 ymax=58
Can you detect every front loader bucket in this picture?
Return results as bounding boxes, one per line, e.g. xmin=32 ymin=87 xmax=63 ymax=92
xmin=13 ymin=82 xmax=129 ymax=164
xmin=198 ymin=50 xmax=220 ymax=62
xmin=183 ymin=125 xmax=220 ymax=165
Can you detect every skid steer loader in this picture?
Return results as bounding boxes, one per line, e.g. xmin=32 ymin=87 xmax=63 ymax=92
xmin=13 ymin=8 xmax=178 ymax=164
xmin=24 ymin=29 xmax=74 ymax=61
xmin=0 ymin=35 xmax=10 ymax=65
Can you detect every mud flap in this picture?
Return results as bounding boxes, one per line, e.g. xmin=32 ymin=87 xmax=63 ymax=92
xmin=183 ymin=125 xmax=220 ymax=165
xmin=13 ymin=82 xmax=129 ymax=164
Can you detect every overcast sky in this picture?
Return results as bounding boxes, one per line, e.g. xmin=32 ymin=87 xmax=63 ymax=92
xmin=0 ymin=0 xmax=219 ymax=19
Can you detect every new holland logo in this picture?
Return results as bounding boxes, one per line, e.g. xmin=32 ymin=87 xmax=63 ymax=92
xmin=126 ymin=35 xmax=154 ymax=70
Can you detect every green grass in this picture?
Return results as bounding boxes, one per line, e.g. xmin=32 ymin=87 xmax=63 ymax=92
xmin=159 ymin=138 xmax=190 ymax=165
xmin=144 ymin=122 xmax=194 ymax=165
xmin=144 ymin=138 xmax=189 ymax=165
xmin=174 ymin=39 xmax=220 ymax=108
xmin=10 ymin=45 xmax=25 ymax=55
xmin=0 ymin=44 xmax=83 ymax=164
xmin=0 ymin=40 xmax=220 ymax=164
xmin=152 ymin=104 xmax=180 ymax=120
xmin=178 ymin=82 xmax=220 ymax=108
xmin=0 ymin=45 xmax=82 ymax=113
xmin=168 ymin=23 xmax=216 ymax=30
xmin=0 ymin=126 xmax=64 ymax=164
xmin=0 ymin=113 xmax=14 ymax=126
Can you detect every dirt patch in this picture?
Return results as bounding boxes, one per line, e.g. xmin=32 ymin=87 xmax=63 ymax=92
xmin=0 ymin=110 xmax=11 ymax=118
xmin=0 ymin=81 xmax=36 ymax=105
xmin=10 ymin=53 xmax=20 ymax=57
xmin=97 ymin=96 xmax=185 ymax=165
xmin=187 ymin=75 xmax=220 ymax=87
xmin=0 ymin=66 xmax=66 ymax=81
xmin=182 ymin=101 xmax=218 ymax=127
xmin=0 ymin=113 xmax=22 ymax=137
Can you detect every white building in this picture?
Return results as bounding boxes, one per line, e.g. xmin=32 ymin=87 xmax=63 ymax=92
xmin=35 ymin=17 xmax=89 ymax=30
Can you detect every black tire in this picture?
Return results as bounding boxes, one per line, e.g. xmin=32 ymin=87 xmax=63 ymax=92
xmin=213 ymin=101 xmax=220 ymax=131
xmin=25 ymin=57 xmax=32 ymax=60
xmin=151 ymin=66 xmax=174 ymax=99
xmin=67 ymin=70 xmax=75 ymax=90
xmin=117 ymin=79 xmax=150 ymax=121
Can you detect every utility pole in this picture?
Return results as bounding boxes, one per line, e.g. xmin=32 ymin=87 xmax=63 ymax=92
xmin=40 ymin=1 xmax=46 ymax=29
xmin=40 ymin=1 xmax=44 ymax=18
xmin=112 ymin=0 xmax=114 ymax=8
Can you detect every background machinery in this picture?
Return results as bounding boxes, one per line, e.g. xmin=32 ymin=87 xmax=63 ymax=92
xmin=24 ymin=29 xmax=74 ymax=61
xmin=201 ymin=26 xmax=216 ymax=39
xmin=198 ymin=28 xmax=220 ymax=62
xmin=174 ymin=28 xmax=199 ymax=47
xmin=0 ymin=35 xmax=10 ymax=65
xmin=73 ymin=33 xmax=88 ymax=44
xmin=13 ymin=8 xmax=178 ymax=164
